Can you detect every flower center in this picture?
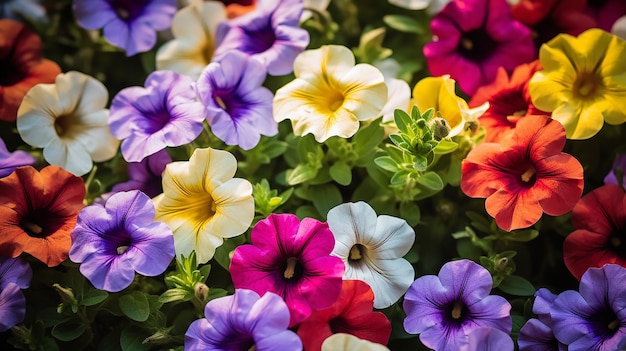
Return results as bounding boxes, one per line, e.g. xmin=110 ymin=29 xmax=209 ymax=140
xmin=573 ymin=71 xmax=601 ymax=99
xmin=21 ymin=219 xmax=44 ymax=237
xmin=0 ymin=58 xmax=25 ymax=86
xmin=215 ymin=96 xmax=228 ymax=111
xmin=117 ymin=245 xmax=130 ymax=255
xmin=450 ymin=300 xmax=465 ymax=320
xmin=54 ymin=114 xmax=81 ymax=139
xmin=327 ymin=92 xmax=344 ymax=112
xmin=111 ymin=0 xmax=149 ymax=20
xmin=457 ymin=29 xmax=498 ymax=62
xmin=520 ymin=166 xmax=536 ymax=183
xmin=348 ymin=244 xmax=365 ymax=261
xmin=608 ymin=232 xmax=626 ymax=257
xmin=283 ymin=257 xmax=301 ymax=280
xmin=608 ymin=318 xmax=621 ymax=331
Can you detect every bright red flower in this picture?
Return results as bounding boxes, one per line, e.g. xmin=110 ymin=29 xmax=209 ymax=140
xmin=297 ymin=280 xmax=391 ymax=351
xmin=0 ymin=166 xmax=85 ymax=266
xmin=461 ymin=115 xmax=584 ymax=231
xmin=563 ymin=184 xmax=626 ymax=280
xmin=469 ymin=61 xmax=549 ymax=143
xmin=0 ymin=19 xmax=61 ymax=122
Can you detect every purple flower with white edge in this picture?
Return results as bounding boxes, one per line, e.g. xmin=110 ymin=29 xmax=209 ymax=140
xmin=185 ymin=288 xmax=302 ymax=351
xmin=403 ymin=259 xmax=512 ymax=351
xmin=195 ymin=51 xmax=277 ymax=150
xmin=69 ymin=190 xmax=175 ymax=292
xmin=0 ymin=256 xmax=32 ymax=290
xmin=462 ymin=327 xmax=514 ymax=351
xmin=604 ymin=153 xmax=626 ymax=190
xmin=0 ymin=283 xmax=25 ymax=332
xmin=109 ymin=70 xmax=204 ymax=163
xmin=0 ymin=137 xmax=34 ymax=178
xmin=213 ymin=0 xmax=310 ymax=76
xmin=550 ymin=264 xmax=626 ymax=350
xmin=518 ymin=288 xmax=566 ymax=351
xmin=73 ymin=0 xmax=177 ymax=56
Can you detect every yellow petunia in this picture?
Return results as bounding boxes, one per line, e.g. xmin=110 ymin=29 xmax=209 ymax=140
xmin=153 ymin=147 xmax=254 ymax=264
xmin=412 ymin=75 xmax=488 ymax=137
xmin=529 ymin=28 xmax=626 ymax=140
xmin=273 ymin=45 xmax=388 ymax=143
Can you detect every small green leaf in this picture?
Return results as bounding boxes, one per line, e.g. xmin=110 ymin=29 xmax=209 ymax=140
xmin=505 ymin=229 xmax=539 ymax=242
xmin=120 ymin=328 xmax=151 ymax=351
xmin=433 ymin=140 xmax=459 ymax=155
xmin=329 ymin=161 xmax=352 ymax=186
xmin=374 ymin=156 xmax=400 ymax=172
xmin=413 ymin=155 xmax=428 ymax=172
xmin=416 ymin=172 xmax=444 ymax=190
xmin=119 ymin=292 xmax=150 ymax=322
xmin=158 ymin=288 xmax=191 ymax=304
xmin=81 ymin=289 xmax=109 ymax=306
xmin=498 ymin=275 xmax=536 ymax=296
xmin=51 ymin=318 xmax=86 ymax=342
xmin=399 ymin=201 xmax=420 ymax=227
xmin=353 ymin=118 xmax=385 ymax=156
xmin=383 ymin=14 xmax=424 ymax=34
xmin=310 ymin=183 xmax=342 ymax=218
xmin=286 ymin=164 xmax=318 ymax=185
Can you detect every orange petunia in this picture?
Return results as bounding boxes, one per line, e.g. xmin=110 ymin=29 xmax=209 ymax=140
xmin=0 ymin=19 xmax=61 ymax=122
xmin=0 ymin=166 xmax=85 ymax=266
xmin=469 ymin=61 xmax=549 ymax=143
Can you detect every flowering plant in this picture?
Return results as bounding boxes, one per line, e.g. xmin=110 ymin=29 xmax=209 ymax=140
xmin=2 ymin=0 xmax=626 ymax=350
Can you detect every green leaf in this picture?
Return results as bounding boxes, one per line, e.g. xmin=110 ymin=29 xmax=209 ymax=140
xmin=213 ymin=235 xmax=246 ymax=271
xmin=286 ymin=164 xmax=318 ymax=185
xmin=416 ymin=172 xmax=444 ymax=190
xmin=505 ymin=229 xmax=539 ymax=242
xmin=81 ymin=289 xmax=109 ymax=306
xmin=310 ymin=183 xmax=342 ymax=219
xmin=393 ymin=109 xmax=411 ymax=134
xmin=329 ymin=161 xmax=352 ymax=186
xmin=159 ymin=288 xmax=191 ymax=304
xmin=383 ymin=14 xmax=424 ymax=34
xmin=433 ymin=140 xmax=458 ymax=155
xmin=51 ymin=318 xmax=86 ymax=342
xmin=353 ymin=118 xmax=385 ymax=157
xmin=119 ymin=292 xmax=150 ymax=322
xmin=120 ymin=328 xmax=151 ymax=351
xmin=374 ymin=156 xmax=399 ymax=173
xmin=390 ymin=170 xmax=410 ymax=186
xmin=413 ymin=154 xmax=428 ymax=172
xmin=399 ymin=201 xmax=420 ymax=227
xmin=498 ymin=275 xmax=536 ymax=296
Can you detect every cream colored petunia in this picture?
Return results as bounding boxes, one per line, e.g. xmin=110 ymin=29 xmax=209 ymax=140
xmin=16 ymin=71 xmax=119 ymax=176
xmin=273 ymin=45 xmax=388 ymax=143
xmin=153 ymin=147 xmax=254 ymax=264
xmin=321 ymin=334 xmax=390 ymax=351
xmin=156 ymin=0 xmax=227 ymax=79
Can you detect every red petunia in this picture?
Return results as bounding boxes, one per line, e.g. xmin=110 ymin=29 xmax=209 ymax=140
xmin=469 ymin=60 xmax=549 ymax=143
xmin=0 ymin=19 xmax=61 ymax=122
xmin=0 ymin=166 xmax=85 ymax=266
xmin=563 ymin=184 xmax=626 ymax=281
xmin=461 ymin=115 xmax=584 ymax=232
xmin=297 ymin=280 xmax=391 ymax=351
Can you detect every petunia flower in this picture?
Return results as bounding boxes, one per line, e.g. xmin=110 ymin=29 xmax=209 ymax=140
xmin=155 ymin=0 xmax=227 ymax=79
xmin=0 ymin=0 xmax=47 ymax=23
xmin=69 ymin=190 xmax=175 ymax=292
xmin=273 ymin=45 xmax=387 ymax=142
xmin=327 ymin=201 xmax=415 ymax=309
xmin=212 ymin=0 xmax=310 ymax=76
xmin=469 ymin=61 xmax=549 ymax=143
xmin=0 ymin=19 xmax=61 ymax=122
xmin=461 ymin=115 xmax=584 ymax=232
xmin=195 ymin=51 xmax=277 ymax=150
xmin=109 ymin=70 xmax=204 ymax=163
xmin=0 ymin=283 xmax=25 ymax=332
xmin=16 ymin=71 xmax=120 ymax=176
xmin=321 ymin=333 xmax=390 ymax=351
xmin=604 ymin=153 xmax=626 ymax=189
xmin=0 ymin=256 xmax=32 ymax=290
xmin=613 ymin=15 xmax=626 ymax=41
xmin=230 ymin=213 xmax=345 ymax=327
xmin=153 ymin=147 xmax=254 ymax=264
xmin=563 ymin=184 xmax=626 ymax=280
xmin=403 ymin=259 xmax=512 ymax=351
xmin=0 ymin=166 xmax=85 ymax=267
xmin=550 ymin=264 xmax=626 ymax=349
xmin=297 ymin=280 xmax=391 ymax=351
xmin=0 ymin=137 xmax=34 ymax=178
xmin=110 ymin=148 xmax=172 ymax=198
xmin=413 ymin=75 xmax=489 ymax=138
xmin=423 ymin=0 xmax=535 ymax=96
xmin=529 ymin=29 xmax=626 ymax=140
xmin=73 ymin=0 xmax=177 ymax=56
xmin=184 ymin=289 xmax=302 ymax=351
xmin=517 ymin=288 xmax=566 ymax=351
xmin=462 ymin=328 xmax=514 ymax=351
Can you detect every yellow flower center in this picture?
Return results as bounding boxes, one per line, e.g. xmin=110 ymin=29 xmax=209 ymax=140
xmin=283 ymin=257 xmax=299 ymax=279
xmin=117 ymin=245 xmax=130 ymax=255
xmin=521 ymin=166 xmax=536 ymax=183
xmin=573 ymin=71 xmax=601 ymax=99
xmin=21 ymin=220 xmax=43 ymax=237
xmin=55 ymin=114 xmax=81 ymax=139
xmin=608 ymin=319 xmax=620 ymax=331
xmin=349 ymin=244 xmax=365 ymax=261
xmin=451 ymin=300 xmax=464 ymax=320
xmin=215 ymin=96 xmax=227 ymax=110
xmin=327 ymin=91 xmax=344 ymax=112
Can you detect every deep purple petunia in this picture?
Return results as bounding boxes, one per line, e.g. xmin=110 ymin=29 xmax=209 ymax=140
xmin=518 ymin=288 xmax=566 ymax=351
xmin=109 ymin=70 xmax=204 ymax=163
xmin=184 ymin=289 xmax=302 ymax=351
xmin=0 ymin=256 xmax=32 ymax=290
xmin=73 ymin=0 xmax=177 ymax=56
xmin=111 ymin=148 xmax=171 ymax=198
xmin=212 ymin=0 xmax=310 ymax=76
xmin=550 ymin=264 xmax=626 ymax=350
xmin=605 ymin=153 xmax=626 ymax=190
xmin=0 ymin=137 xmax=34 ymax=178
xmin=230 ymin=213 xmax=345 ymax=327
xmin=69 ymin=190 xmax=175 ymax=292
xmin=403 ymin=259 xmax=512 ymax=351
xmin=0 ymin=283 xmax=25 ymax=332
xmin=195 ymin=51 xmax=277 ymax=150
xmin=423 ymin=0 xmax=535 ymax=95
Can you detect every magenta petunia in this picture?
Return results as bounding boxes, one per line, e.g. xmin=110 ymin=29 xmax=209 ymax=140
xmin=229 ymin=213 xmax=345 ymax=327
xmin=109 ymin=70 xmax=205 ymax=163
xmin=424 ymin=0 xmax=535 ymax=95
xmin=213 ymin=0 xmax=310 ymax=76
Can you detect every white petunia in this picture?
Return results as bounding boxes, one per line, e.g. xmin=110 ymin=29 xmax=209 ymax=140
xmin=322 ymin=333 xmax=390 ymax=351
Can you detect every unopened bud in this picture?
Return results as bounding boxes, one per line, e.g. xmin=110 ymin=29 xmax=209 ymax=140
xmin=194 ymin=283 xmax=209 ymax=302
xmin=143 ymin=330 xmax=170 ymax=345
xmin=496 ymin=257 xmax=508 ymax=270
xmin=52 ymin=283 xmax=75 ymax=304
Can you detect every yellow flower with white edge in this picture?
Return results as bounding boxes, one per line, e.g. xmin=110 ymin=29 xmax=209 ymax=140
xmin=273 ymin=45 xmax=388 ymax=143
xmin=153 ymin=147 xmax=254 ymax=264
xmin=412 ymin=75 xmax=488 ymax=138
xmin=16 ymin=71 xmax=119 ymax=176
xmin=529 ymin=28 xmax=626 ymax=140
xmin=156 ymin=0 xmax=227 ymax=79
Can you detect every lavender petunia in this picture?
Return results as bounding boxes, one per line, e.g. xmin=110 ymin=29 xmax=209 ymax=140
xmin=111 ymin=149 xmax=171 ymax=198
xmin=73 ymin=0 xmax=177 ymax=56
xmin=604 ymin=153 xmax=626 ymax=189
xmin=518 ymin=288 xmax=566 ymax=351
xmin=69 ymin=190 xmax=175 ymax=292
xmin=0 ymin=137 xmax=34 ymax=178
xmin=213 ymin=0 xmax=310 ymax=76
xmin=403 ymin=259 xmax=512 ymax=351
xmin=0 ymin=256 xmax=32 ymax=290
xmin=109 ymin=70 xmax=204 ymax=163
xmin=0 ymin=283 xmax=25 ymax=332
xmin=185 ymin=289 xmax=303 ymax=351
xmin=463 ymin=327 xmax=514 ymax=351
xmin=550 ymin=264 xmax=626 ymax=350
xmin=195 ymin=51 xmax=277 ymax=150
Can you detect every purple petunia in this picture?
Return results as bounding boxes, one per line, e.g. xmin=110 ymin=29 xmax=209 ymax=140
xmin=550 ymin=264 xmax=626 ymax=350
xmin=605 ymin=153 xmax=626 ymax=190
xmin=73 ymin=0 xmax=177 ymax=56
xmin=111 ymin=148 xmax=171 ymax=198
xmin=463 ymin=327 xmax=514 ymax=351
xmin=195 ymin=51 xmax=277 ymax=150
xmin=0 ymin=256 xmax=32 ymax=332
xmin=403 ymin=259 xmax=512 ymax=351
xmin=69 ymin=190 xmax=175 ymax=292
xmin=213 ymin=0 xmax=310 ymax=76
xmin=0 ymin=137 xmax=34 ymax=178
xmin=184 ymin=289 xmax=302 ymax=351
xmin=518 ymin=288 xmax=566 ymax=351
xmin=109 ymin=70 xmax=204 ymax=163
